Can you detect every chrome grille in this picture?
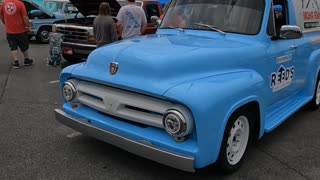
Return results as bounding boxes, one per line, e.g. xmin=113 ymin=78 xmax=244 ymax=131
xmin=56 ymin=26 xmax=88 ymax=41
xmin=75 ymin=81 xmax=173 ymax=128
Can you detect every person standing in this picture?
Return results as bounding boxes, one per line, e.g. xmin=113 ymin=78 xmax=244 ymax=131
xmin=93 ymin=2 xmax=118 ymax=48
xmin=116 ymin=0 xmax=147 ymax=39
xmin=0 ymin=0 xmax=33 ymax=69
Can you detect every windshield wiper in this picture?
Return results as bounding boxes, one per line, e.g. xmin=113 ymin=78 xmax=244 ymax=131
xmin=160 ymin=26 xmax=184 ymax=32
xmin=194 ymin=23 xmax=226 ymax=35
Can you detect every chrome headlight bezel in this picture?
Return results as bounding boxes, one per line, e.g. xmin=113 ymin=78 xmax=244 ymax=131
xmin=62 ymin=81 xmax=77 ymax=102
xmin=163 ymin=105 xmax=194 ymax=138
xmin=88 ymin=28 xmax=94 ymax=36
xmin=52 ymin=24 xmax=57 ymax=32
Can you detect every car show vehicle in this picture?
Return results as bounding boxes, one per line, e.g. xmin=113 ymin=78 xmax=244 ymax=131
xmin=52 ymin=0 xmax=163 ymax=63
xmin=22 ymin=0 xmax=79 ymax=43
xmin=43 ymin=0 xmax=80 ymax=19
xmin=55 ymin=0 xmax=320 ymax=173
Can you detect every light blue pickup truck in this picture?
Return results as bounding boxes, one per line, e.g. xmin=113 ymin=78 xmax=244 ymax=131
xmin=22 ymin=0 xmax=79 ymax=43
xmin=55 ymin=0 xmax=320 ymax=173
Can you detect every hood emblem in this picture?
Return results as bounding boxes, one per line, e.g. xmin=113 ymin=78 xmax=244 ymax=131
xmin=110 ymin=62 xmax=119 ymax=75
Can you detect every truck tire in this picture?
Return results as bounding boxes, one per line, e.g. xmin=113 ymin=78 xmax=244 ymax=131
xmin=308 ymin=74 xmax=320 ymax=110
xmin=217 ymin=109 xmax=253 ymax=173
xmin=36 ymin=27 xmax=51 ymax=43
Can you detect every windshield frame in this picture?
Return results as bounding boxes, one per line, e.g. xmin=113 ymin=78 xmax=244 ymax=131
xmin=159 ymin=0 xmax=265 ymax=35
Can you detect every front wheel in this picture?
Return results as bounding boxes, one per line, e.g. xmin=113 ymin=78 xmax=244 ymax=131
xmin=308 ymin=75 xmax=320 ymax=110
xmin=36 ymin=27 xmax=51 ymax=43
xmin=217 ymin=109 xmax=253 ymax=173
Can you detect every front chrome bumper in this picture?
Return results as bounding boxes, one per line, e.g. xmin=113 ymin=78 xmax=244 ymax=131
xmin=54 ymin=109 xmax=195 ymax=172
xmin=62 ymin=42 xmax=97 ymax=48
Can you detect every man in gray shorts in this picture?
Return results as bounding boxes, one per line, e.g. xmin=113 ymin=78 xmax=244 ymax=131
xmin=116 ymin=0 xmax=147 ymax=39
xmin=0 ymin=0 xmax=33 ymax=69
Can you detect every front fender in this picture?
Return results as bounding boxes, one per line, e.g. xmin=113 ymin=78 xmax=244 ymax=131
xmin=163 ymin=70 xmax=266 ymax=168
xmin=31 ymin=20 xmax=55 ymax=34
xmin=59 ymin=64 xmax=83 ymax=87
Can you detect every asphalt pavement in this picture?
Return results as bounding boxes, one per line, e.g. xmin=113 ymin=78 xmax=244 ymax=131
xmin=0 ymin=23 xmax=319 ymax=180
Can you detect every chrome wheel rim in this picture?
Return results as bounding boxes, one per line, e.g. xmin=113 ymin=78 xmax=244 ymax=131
xmin=316 ymin=79 xmax=320 ymax=105
xmin=40 ymin=30 xmax=49 ymax=42
xmin=226 ymin=116 xmax=249 ymax=165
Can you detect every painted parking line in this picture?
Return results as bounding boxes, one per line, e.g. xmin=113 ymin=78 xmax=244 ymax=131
xmin=49 ymin=80 xmax=59 ymax=84
xmin=66 ymin=132 xmax=82 ymax=138
xmin=30 ymin=46 xmax=49 ymax=48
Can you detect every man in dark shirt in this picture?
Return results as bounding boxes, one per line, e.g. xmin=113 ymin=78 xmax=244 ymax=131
xmin=93 ymin=2 xmax=118 ymax=48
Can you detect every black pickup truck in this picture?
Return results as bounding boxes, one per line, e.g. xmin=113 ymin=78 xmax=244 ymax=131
xmin=52 ymin=0 xmax=163 ymax=63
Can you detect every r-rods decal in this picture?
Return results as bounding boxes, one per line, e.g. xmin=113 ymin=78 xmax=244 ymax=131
xmin=270 ymin=65 xmax=295 ymax=92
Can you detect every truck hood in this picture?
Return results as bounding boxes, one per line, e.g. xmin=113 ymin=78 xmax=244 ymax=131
xmin=22 ymin=0 xmax=54 ymax=17
xmin=71 ymin=34 xmax=262 ymax=96
xmin=70 ymin=0 xmax=121 ymax=16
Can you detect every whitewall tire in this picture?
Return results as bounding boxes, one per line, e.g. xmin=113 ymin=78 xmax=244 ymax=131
xmin=217 ymin=109 xmax=254 ymax=173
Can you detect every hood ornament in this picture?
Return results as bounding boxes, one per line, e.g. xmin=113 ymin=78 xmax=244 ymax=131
xmin=109 ymin=62 xmax=119 ymax=75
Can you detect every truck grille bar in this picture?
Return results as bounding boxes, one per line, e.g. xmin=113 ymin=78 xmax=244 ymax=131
xmin=74 ymin=80 xmax=173 ymax=128
xmin=56 ymin=26 xmax=88 ymax=41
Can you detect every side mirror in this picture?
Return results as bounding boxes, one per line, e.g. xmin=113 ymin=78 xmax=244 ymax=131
xmin=151 ymin=16 xmax=161 ymax=26
xmin=156 ymin=19 xmax=161 ymax=26
xmin=151 ymin=16 xmax=159 ymax=23
xmin=280 ymin=25 xmax=302 ymax=39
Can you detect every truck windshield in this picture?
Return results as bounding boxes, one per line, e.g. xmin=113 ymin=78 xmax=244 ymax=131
xmin=44 ymin=1 xmax=78 ymax=14
xmin=160 ymin=0 xmax=265 ymax=35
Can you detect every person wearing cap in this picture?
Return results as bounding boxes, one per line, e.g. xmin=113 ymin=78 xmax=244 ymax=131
xmin=274 ymin=4 xmax=283 ymax=35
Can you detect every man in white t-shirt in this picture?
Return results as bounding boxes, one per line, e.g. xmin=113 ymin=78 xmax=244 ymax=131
xmin=116 ymin=0 xmax=147 ymax=39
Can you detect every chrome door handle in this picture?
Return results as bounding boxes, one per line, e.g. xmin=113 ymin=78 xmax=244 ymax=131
xmin=290 ymin=45 xmax=298 ymax=49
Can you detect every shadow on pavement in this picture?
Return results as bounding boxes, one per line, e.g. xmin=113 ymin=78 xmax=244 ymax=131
xmin=60 ymin=59 xmax=86 ymax=69
xmin=28 ymin=37 xmax=41 ymax=44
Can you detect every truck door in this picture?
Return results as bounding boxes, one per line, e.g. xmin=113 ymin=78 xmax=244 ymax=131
xmin=266 ymin=1 xmax=299 ymax=105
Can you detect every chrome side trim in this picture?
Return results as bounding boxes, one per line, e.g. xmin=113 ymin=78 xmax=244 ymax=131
xmin=55 ymin=24 xmax=93 ymax=31
xmin=62 ymin=42 xmax=97 ymax=48
xmin=55 ymin=109 xmax=195 ymax=172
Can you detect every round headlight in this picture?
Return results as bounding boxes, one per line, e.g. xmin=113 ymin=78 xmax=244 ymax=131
xmin=62 ymin=81 xmax=76 ymax=102
xmin=164 ymin=112 xmax=184 ymax=135
xmin=52 ymin=24 xmax=57 ymax=32
xmin=163 ymin=108 xmax=193 ymax=137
